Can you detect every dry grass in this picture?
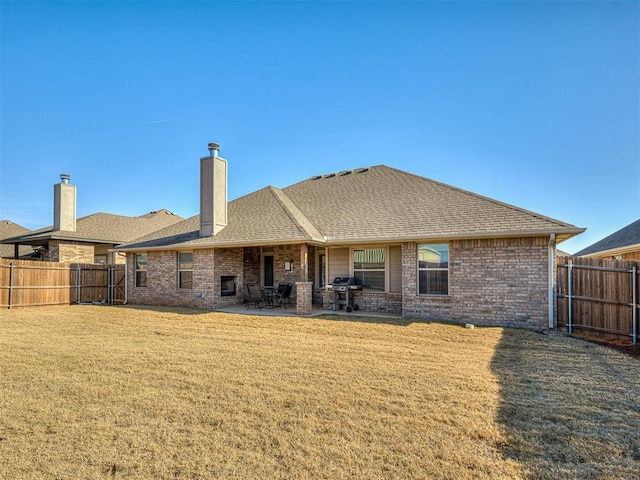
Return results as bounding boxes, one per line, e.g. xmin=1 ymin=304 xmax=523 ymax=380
xmin=0 ymin=306 xmax=638 ymax=479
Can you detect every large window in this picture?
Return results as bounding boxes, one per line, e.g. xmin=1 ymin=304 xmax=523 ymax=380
xmin=135 ymin=253 xmax=147 ymax=287
xmin=418 ymin=244 xmax=448 ymax=295
xmin=178 ymin=252 xmax=193 ymax=289
xmin=353 ymin=248 xmax=385 ymax=291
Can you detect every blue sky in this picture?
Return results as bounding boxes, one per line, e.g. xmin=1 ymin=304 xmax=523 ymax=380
xmin=1 ymin=1 xmax=638 ymax=254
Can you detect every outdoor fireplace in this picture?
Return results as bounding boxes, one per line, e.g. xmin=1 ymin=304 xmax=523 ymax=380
xmin=221 ymin=276 xmax=236 ymax=296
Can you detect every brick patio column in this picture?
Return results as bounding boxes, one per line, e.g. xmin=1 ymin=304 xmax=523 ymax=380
xmin=296 ymin=281 xmax=313 ymax=315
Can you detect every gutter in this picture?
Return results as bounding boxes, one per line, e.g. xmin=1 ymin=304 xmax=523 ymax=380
xmin=111 ymin=228 xmax=586 ymax=254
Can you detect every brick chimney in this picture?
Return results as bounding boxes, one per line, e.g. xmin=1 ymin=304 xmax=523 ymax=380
xmin=53 ymin=174 xmax=76 ymax=231
xmin=199 ymin=143 xmax=228 ymax=237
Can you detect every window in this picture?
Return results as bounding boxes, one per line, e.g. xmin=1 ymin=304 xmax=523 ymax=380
xmin=135 ymin=253 xmax=147 ymax=287
xmin=353 ymin=248 xmax=385 ymax=291
xmin=178 ymin=252 xmax=193 ymax=289
xmin=418 ymin=244 xmax=448 ymax=295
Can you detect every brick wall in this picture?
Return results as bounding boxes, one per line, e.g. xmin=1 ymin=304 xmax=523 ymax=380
xmin=47 ymin=240 xmax=94 ymax=263
xmin=402 ymin=237 xmax=550 ymax=330
xmin=127 ymin=247 xmax=244 ymax=309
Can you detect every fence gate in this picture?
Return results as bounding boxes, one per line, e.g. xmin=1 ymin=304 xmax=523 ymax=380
xmin=1 ymin=259 xmax=127 ymax=308
xmin=557 ymin=256 xmax=639 ymax=345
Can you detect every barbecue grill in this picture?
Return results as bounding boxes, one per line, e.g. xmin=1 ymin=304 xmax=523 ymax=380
xmin=331 ymin=277 xmax=363 ymax=312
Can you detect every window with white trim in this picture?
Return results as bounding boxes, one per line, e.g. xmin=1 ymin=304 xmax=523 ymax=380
xmin=178 ymin=252 xmax=193 ymax=289
xmin=135 ymin=253 xmax=147 ymax=287
xmin=353 ymin=248 xmax=385 ymax=291
xmin=418 ymin=244 xmax=448 ymax=295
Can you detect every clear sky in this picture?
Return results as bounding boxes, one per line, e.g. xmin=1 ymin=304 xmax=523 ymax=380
xmin=1 ymin=1 xmax=638 ymax=254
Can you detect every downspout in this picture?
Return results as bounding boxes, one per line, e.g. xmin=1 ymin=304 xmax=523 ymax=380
xmin=548 ymin=233 xmax=556 ymax=329
xmin=123 ymin=256 xmax=128 ymax=305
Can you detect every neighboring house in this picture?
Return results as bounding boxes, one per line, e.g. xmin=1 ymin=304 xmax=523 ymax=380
xmin=1 ymin=175 xmax=183 ymax=264
xmin=574 ymin=219 xmax=640 ymax=260
xmin=0 ymin=220 xmax=32 ymax=258
xmin=115 ymin=143 xmax=584 ymax=330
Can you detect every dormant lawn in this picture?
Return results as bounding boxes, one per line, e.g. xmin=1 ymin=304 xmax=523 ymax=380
xmin=1 ymin=305 xmax=638 ymax=479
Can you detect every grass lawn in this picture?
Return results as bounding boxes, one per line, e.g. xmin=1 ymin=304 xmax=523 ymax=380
xmin=1 ymin=306 xmax=639 ymax=479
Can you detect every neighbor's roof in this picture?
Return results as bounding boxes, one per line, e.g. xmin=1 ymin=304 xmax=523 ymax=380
xmin=1 ymin=209 xmax=183 ymax=247
xmin=0 ymin=220 xmax=32 ymax=257
xmin=116 ymin=165 xmax=584 ymax=252
xmin=574 ymin=218 xmax=640 ymax=257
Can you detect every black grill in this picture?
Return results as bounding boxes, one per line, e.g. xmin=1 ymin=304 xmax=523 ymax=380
xmin=331 ymin=277 xmax=362 ymax=311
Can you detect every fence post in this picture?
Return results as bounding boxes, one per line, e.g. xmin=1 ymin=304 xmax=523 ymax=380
xmin=108 ymin=266 xmax=113 ymax=305
xmin=77 ymin=264 xmax=82 ymax=304
xmin=633 ymin=264 xmax=637 ymax=346
xmin=568 ymin=258 xmax=573 ymax=335
xmin=8 ymin=261 xmax=14 ymax=309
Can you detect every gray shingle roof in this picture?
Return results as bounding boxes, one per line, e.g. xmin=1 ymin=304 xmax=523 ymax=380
xmin=1 ymin=209 xmax=183 ymax=247
xmin=0 ymin=220 xmax=32 ymax=257
xmin=574 ymin=218 xmax=640 ymax=257
xmin=117 ymin=165 xmax=584 ymax=251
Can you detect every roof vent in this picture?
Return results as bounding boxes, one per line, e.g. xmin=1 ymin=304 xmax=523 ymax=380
xmin=355 ymin=168 xmax=369 ymax=174
xmin=311 ymin=175 xmax=322 ymax=181
xmin=323 ymin=173 xmax=336 ymax=179
xmin=338 ymin=170 xmax=352 ymax=176
xmin=60 ymin=173 xmax=71 ymax=184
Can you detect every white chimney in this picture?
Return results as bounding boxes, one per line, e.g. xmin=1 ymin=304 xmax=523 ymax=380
xmin=53 ymin=174 xmax=76 ymax=231
xmin=200 ymin=142 xmax=228 ymax=237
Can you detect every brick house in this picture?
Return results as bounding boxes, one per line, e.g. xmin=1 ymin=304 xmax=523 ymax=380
xmin=115 ymin=143 xmax=584 ymax=330
xmin=1 ymin=175 xmax=183 ymax=264
xmin=574 ymin=218 xmax=640 ymax=261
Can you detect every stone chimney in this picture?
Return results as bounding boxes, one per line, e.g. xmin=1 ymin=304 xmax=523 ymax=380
xmin=53 ymin=174 xmax=76 ymax=231
xmin=199 ymin=142 xmax=228 ymax=237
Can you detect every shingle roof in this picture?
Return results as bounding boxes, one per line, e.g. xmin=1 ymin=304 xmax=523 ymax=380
xmin=117 ymin=165 xmax=584 ymax=251
xmin=1 ymin=209 xmax=183 ymax=247
xmin=574 ymin=218 xmax=640 ymax=257
xmin=0 ymin=220 xmax=32 ymax=257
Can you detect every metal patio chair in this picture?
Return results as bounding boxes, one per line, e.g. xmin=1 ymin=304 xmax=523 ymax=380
xmin=245 ymin=284 xmax=264 ymax=310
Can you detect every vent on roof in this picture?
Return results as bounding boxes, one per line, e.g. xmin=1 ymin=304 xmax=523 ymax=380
xmin=355 ymin=167 xmax=369 ymax=174
xmin=323 ymin=173 xmax=336 ymax=179
xmin=311 ymin=175 xmax=322 ymax=181
xmin=338 ymin=170 xmax=352 ymax=176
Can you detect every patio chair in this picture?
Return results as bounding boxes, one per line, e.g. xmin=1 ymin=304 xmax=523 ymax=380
xmin=245 ymin=284 xmax=264 ymax=310
xmin=274 ymin=283 xmax=293 ymax=309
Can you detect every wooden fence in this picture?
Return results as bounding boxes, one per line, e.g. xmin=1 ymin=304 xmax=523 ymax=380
xmin=0 ymin=259 xmax=126 ymax=308
xmin=556 ymin=256 xmax=639 ymax=344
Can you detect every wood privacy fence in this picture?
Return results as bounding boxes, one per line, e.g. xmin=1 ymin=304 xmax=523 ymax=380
xmin=0 ymin=259 xmax=126 ymax=308
xmin=556 ymin=257 xmax=639 ymax=345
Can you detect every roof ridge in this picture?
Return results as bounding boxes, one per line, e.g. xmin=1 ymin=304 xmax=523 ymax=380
xmin=267 ymin=186 xmax=324 ymax=241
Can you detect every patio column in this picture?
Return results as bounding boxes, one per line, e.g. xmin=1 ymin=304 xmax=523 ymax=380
xmin=296 ymin=281 xmax=313 ymax=315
